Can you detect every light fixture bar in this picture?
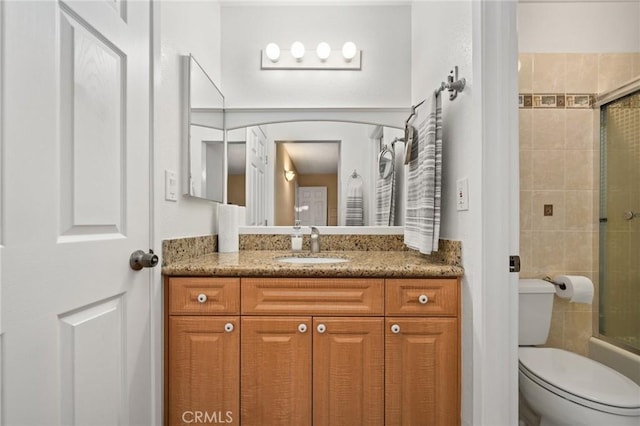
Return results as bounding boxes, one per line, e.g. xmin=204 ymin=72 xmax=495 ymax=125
xmin=261 ymin=50 xmax=362 ymax=70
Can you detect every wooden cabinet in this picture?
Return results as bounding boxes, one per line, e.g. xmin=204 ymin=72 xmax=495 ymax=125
xmin=165 ymin=277 xmax=240 ymax=426
xmin=240 ymin=317 xmax=312 ymax=426
xmin=165 ymin=276 xmax=460 ymax=426
xmin=385 ymin=278 xmax=460 ymax=426
xmin=168 ymin=317 xmax=239 ymax=425
xmin=385 ymin=318 xmax=458 ymax=426
xmin=313 ymin=317 xmax=384 ymax=426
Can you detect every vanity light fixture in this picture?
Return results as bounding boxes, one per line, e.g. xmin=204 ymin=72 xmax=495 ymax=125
xmin=290 ymin=41 xmax=305 ymax=61
xmin=261 ymin=40 xmax=361 ymax=70
xmin=265 ymin=42 xmax=281 ymax=62
xmin=342 ymin=41 xmax=357 ymax=62
xmin=316 ymin=42 xmax=331 ymax=61
xmin=284 ymin=170 xmax=296 ymax=182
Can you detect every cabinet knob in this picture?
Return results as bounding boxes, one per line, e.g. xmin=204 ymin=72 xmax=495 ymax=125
xmin=391 ymin=324 xmax=401 ymax=334
xmin=298 ymin=323 xmax=308 ymax=333
xmin=197 ymin=293 xmax=207 ymax=303
xmin=317 ymin=323 xmax=326 ymax=334
xmin=224 ymin=323 xmax=234 ymax=333
xmin=418 ymin=294 xmax=429 ymax=304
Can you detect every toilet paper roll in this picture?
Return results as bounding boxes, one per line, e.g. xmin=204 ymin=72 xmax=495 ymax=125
xmin=553 ymin=275 xmax=594 ymax=304
xmin=218 ymin=204 xmax=239 ymax=253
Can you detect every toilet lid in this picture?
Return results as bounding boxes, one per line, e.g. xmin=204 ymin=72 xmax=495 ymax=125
xmin=519 ymin=347 xmax=640 ymax=412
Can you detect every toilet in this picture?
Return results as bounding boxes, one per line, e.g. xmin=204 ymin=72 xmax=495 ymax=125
xmin=518 ymin=279 xmax=640 ymax=426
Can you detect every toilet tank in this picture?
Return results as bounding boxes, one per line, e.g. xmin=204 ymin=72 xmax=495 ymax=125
xmin=519 ymin=279 xmax=556 ymax=345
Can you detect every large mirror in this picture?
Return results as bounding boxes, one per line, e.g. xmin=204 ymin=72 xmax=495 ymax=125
xmin=184 ymin=54 xmax=225 ymax=201
xmin=227 ymin=121 xmax=405 ymax=227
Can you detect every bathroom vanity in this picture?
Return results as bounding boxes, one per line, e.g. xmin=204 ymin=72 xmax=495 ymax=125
xmin=163 ymin=248 xmax=463 ymax=426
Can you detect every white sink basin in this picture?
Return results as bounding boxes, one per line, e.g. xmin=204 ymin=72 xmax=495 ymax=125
xmin=276 ymin=256 xmax=348 ymax=264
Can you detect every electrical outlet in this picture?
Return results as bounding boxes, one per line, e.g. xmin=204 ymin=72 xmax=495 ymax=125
xmin=456 ymin=178 xmax=469 ymax=211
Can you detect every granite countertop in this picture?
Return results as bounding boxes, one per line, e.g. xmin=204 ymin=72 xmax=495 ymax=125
xmin=162 ymin=250 xmax=464 ymax=278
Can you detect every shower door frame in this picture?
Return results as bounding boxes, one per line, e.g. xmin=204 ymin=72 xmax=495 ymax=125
xmin=594 ymin=76 xmax=640 ymax=355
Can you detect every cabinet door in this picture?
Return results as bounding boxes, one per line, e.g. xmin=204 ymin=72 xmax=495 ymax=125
xmin=241 ymin=317 xmax=312 ymax=426
xmin=313 ymin=318 xmax=384 ymax=426
xmin=385 ymin=318 xmax=459 ymax=426
xmin=168 ymin=317 xmax=239 ymax=426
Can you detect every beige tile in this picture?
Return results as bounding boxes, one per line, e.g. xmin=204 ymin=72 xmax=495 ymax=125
xmin=566 ymin=54 xmax=598 ymax=93
xmin=532 ymin=231 xmax=566 ymax=274
xmin=545 ymin=309 xmax=564 ymax=348
xmin=564 ymin=232 xmax=593 ymax=271
xmin=591 ymin=230 xmax=599 ymax=282
xmin=553 ymin=297 xmax=570 ymax=313
xmin=598 ymin=53 xmax=635 ymax=93
xmin=519 ymin=53 xmax=534 ymax=93
xmin=532 ymin=150 xmax=565 ymax=190
xmin=565 ymin=191 xmax=594 ymax=232
xmin=533 ymin=53 xmax=566 ymax=93
xmin=532 ymin=191 xmax=565 ymax=231
xmin=565 ymin=110 xmax=594 ymax=150
xmin=519 ymin=230 xmax=534 ymax=276
xmin=563 ymin=311 xmax=592 ymax=357
xmin=607 ymin=190 xmax=634 ymax=232
xmin=520 ymin=149 xmax=533 ymax=190
xmin=519 ymin=109 xmax=533 ymax=150
xmin=564 ymin=150 xmax=594 ymax=190
xmin=520 ymin=190 xmax=533 ymax=231
xmin=532 ymin=109 xmax=565 ymax=150
xmin=634 ymin=53 xmax=640 ymax=78
xmin=605 ymin=231 xmax=630 ymax=271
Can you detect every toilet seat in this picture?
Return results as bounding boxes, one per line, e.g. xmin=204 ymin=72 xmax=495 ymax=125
xmin=518 ymin=347 xmax=640 ymax=416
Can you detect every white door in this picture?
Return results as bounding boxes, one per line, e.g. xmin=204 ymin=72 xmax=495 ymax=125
xmin=298 ymin=187 xmax=327 ymax=226
xmin=2 ymin=1 xmax=153 ymax=424
xmin=245 ymin=126 xmax=268 ymax=225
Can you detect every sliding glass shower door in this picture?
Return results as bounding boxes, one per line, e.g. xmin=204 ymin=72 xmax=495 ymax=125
xmin=599 ymin=89 xmax=640 ymax=353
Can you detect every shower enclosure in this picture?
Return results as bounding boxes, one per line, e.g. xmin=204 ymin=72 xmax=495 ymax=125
xmin=598 ymin=86 xmax=640 ymax=355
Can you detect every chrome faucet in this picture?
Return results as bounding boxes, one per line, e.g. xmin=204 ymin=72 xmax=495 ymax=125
xmin=310 ymin=227 xmax=321 ymax=253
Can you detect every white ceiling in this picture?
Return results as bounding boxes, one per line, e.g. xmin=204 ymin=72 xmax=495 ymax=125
xmin=282 ymin=141 xmax=340 ymax=174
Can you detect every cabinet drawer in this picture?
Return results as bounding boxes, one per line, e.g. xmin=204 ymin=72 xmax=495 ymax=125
xmin=385 ymin=279 xmax=458 ymax=316
xmin=168 ymin=277 xmax=240 ymax=315
xmin=242 ymin=278 xmax=384 ymax=315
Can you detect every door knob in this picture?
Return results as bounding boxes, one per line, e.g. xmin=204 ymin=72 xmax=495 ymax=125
xmin=130 ymin=249 xmax=159 ymax=270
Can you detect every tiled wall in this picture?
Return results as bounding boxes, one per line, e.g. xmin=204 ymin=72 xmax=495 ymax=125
xmin=519 ymin=53 xmax=640 ymax=356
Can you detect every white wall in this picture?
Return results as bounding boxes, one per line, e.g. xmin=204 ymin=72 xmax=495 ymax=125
xmin=152 ymin=1 xmax=222 ymax=423
xmin=411 ymin=2 xmax=476 ymax=423
xmin=221 ymin=4 xmax=411 ymax=108
xmin=518 ymin=1 xmax=640 ymax=53
xmin=154 ymin=0 xmax=222 ymax=241
xmin=412 ymin=2 xmax=520 ymax=425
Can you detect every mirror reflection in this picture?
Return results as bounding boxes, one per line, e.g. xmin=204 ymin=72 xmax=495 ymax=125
xmin=185 ymin=54 xmax=224 ymax=201
xmin=227 ymin=121 xmax=405 ymax=227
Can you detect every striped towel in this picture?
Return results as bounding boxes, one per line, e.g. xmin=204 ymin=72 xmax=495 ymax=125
xmin=375 ymin=152 xmax=395 ymax=226
xmin=404 ymin=91 xmax=442 ymax=254
xmin=346 ymin=178 xmax=364 ymax=226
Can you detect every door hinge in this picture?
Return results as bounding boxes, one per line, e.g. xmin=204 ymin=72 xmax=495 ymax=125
xmin=509 ymin=255 xmax=521 ymax=273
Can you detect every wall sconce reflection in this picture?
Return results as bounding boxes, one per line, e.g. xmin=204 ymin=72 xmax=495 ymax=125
xmin=284 ymin=170 xmax=296 ymax=182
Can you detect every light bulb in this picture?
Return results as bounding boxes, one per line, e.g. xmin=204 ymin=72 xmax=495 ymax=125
xmin=316 ymin=42 xmax=331 ymax=61
xmin=342 ymin=41 xmax=357 ymax=62
xmin=291 ymin=41 xmax=305 ymax=61
xmin=265 ymin=43 xmax=280 ymax=62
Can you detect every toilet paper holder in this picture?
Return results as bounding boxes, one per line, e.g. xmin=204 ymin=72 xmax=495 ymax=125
xmin=543 ymin=276 xmax=567 ymax=290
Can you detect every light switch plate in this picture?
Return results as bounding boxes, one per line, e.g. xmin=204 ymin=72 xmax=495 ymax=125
xmin=165 ymin=170 xmax=178 ymax=201
xmin=456 ymin=178 xmax=469 ymax=211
